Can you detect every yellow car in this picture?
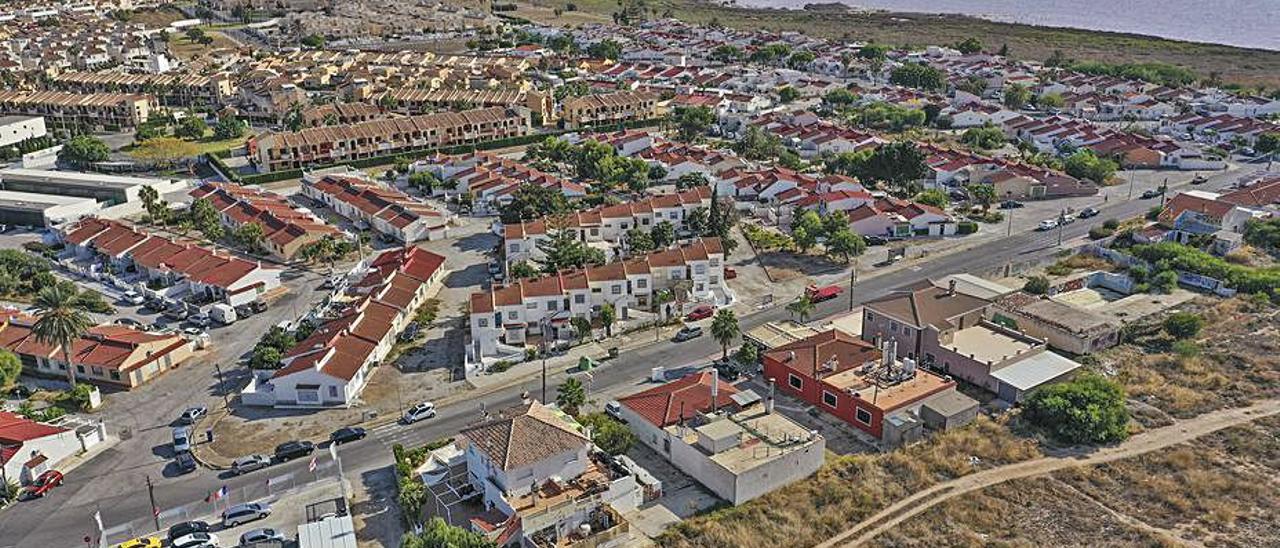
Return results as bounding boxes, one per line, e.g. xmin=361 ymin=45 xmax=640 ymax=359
xmin=113 ymin=537 xmax=162 ymax=548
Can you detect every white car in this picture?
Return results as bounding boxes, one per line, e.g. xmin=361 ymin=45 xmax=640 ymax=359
xmin=231 ymin=454 xmax=271 ymax=476
xmin=1037 ymin=219 xmax=1059 ymax=231
xmin=121 ymin=290 xmax=145 ymax=306
xmin=239 ymin=527 xmax=286 ymax=545
xmin=172 ymin=427 xmax=192 ymax=453
xmin=222 ymin=502 xmax=271 ymax=527
xmin=402 ymin=402 xmax=436 ymax=424
xmin=171 ymin=532 xmax=219 ymax=548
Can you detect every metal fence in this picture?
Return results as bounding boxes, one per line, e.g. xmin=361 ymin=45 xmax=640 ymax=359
xmin=101 ymin=460 xmax=339 ymax=544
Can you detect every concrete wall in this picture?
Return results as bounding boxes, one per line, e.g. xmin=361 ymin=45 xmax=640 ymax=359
xmin=726 ymin=437 xmax=824 ymax=504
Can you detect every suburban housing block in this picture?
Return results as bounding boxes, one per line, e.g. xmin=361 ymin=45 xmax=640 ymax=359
xmin=301 ymin=171 xmax=451 ymax=243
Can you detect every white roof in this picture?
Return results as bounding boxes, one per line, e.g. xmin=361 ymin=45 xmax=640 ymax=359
xmin=991 ymin=351 xmax=1082 ymax=391
xmin=297 ymin=515 xmax=357 ymax=548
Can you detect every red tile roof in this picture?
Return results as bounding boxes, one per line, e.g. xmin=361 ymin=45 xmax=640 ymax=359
xmin=618 ymin=371 xmax=739 ymax=427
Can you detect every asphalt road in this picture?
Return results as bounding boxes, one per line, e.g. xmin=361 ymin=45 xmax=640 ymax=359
xmin=0 ymin=169 xmax=1240 ymax=547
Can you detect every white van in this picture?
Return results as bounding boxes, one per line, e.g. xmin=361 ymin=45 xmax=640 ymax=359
xmin=209 ymin=303 xmax=237 ymax=325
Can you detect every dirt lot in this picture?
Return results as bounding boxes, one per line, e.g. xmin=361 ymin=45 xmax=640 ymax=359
xmin=1099 ymin=297 xmax=1280 ymax=422
xmin=873 ymin=416 xmax=1280 ymax=548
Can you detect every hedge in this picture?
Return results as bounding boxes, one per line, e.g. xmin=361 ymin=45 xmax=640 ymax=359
xmin=228 ymin=118 xmax=666 ymax=185
xmin=1129 ymin=242 xmax=1280 ymax=297
xmin=957 ymin=221 xmax=978 ymax=234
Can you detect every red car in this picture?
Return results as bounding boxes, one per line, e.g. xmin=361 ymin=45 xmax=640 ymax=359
xmin=685 ymin=304 xmax=716 ymax=321
xmin=24 ymin=470 xmax=63 ymax=498
xmin=724 ymin=267 xmax=738 ymax=280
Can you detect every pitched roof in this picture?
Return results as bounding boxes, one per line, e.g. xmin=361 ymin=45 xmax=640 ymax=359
xmin=864 ymin=279 xmax=991 ymax=330
xmin=459 ymin=401 xmax=588 ymax=471
xmin=617 ymin=371 xmax=739 ymax=427
xmin=763 ymin=329 xmax=880 ymax=381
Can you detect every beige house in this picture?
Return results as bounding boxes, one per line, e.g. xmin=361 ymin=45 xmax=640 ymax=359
xmin=561 ymin=90 xmax=661 ymax=128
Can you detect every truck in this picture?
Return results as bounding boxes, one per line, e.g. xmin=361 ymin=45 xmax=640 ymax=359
xmin=209 ymin=303 xmax=237 ymax=326
xmin=805 ymin=284 xmax=843 ymax=303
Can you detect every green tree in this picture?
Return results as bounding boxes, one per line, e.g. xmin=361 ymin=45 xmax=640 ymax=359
xmin=509 ymin=261 xmax=539 ymax=279
xmin=862 ymin=141 xmax=929 ymax=195
xmin=191 ymin=197 xmax=223 ymax=241
xmin=407 ymin=171 xmax=439 ymax=193
xmin=578 ymin=412 xmax=635 ymax=455
xmin=1024 ymin=373 xmax=1130 ymax=444
xmin=537 ymin=218 xmax=598 ymax=273
xmin=710 ymin=308 xmax=739 ymax=360
xmin=0 ymin=348 xmax=21 ymax=389
xmin=686 ymin=207 xmax=709 ymax=235
xmin=599 ymin=303 xmax=616 ymax=337
xmin=402 ymin=517 xmax=495 ymax=548
xmin=1163 ymin=312 xmax=1204 ymax=339
xmin=676 ymin=172 xmax=709 ymax=190
xmin=826 ymin=229 xmax=866 ymax=264
xmin=1243 ymin=218 xmax=1280 ymax=251
xmin=961 ymin=125 xmax=1005 ymax=150
xmin=625 ymin=227 xmax=655 ymax=254
xmin=651 ymin=221 xmax=676 ymax=248
xmin=792 ymin=210 xmax=823 ymax=253
xmin=954 ymin=37 xmax=984 ymax=54
xmin=734 ymin=125 xmax=784 ymax=161
xmin=787 ymin=294 xmax=815 ymax=323
xmin=571 ymin=316 xmax=593 ymax=343
xmin=824 ymin=88 xmax=859 ymax=108
xmin=734 ymin=342 xmax=758 ymax=366
xmin=913 ymin=189 xmax=949 ymax=208
xmin=587 ymin=39 xmax=621 ymax=60
xmin=58 ymin=135 xmax=109 ymax=167
xmin=213 ymin=115 xmax=245 ymax=140
xmin=396 ymin=479 xmax=427 ymax=529
xmin=176 ymin=116 xmax=208 ymax=140
xmin=890 ymin=63 xmax=946 ymax=91
xmin=500 ymin=183 xmax=570 ymax=224
xmin=1255 ymin=132 xmax=1280 ymax=156
xmin=32 ymin=282 xmax=94 ymax=386
xmin=300 ymin=34 xmax=324 ymax=48
xmin=1063 ymin=149 xmax=1118 ymax=183
xmin=556 ymin=377 xmax=587 ymax=416
xmin=234 ymin=222 xmax=265 ymax=253
xmin=1023 ymin=275 xmax=1050 ymax=295
xmin=786 ymin=50 xmax=816 ymax=70
xmin=673 ymin=106 xmax=715 ymax=142
xmin=971 ymin=183 xmax=997 ymax=210
xmin=1038 ymin=92 xmax=1066 ymax=109
xmin=777 ymin=86 xmax=800 ymax=103
xmin=1003 ymin=83 xmax=1031 ymax=110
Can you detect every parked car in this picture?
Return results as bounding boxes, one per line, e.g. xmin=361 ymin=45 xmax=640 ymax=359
xmin=1078 ymin=207 xmax=1100 ymax=218
xmin=999 ymin=200 xmax=1024 ymax=209
xmin=9 ymin=384 xmax=33 ymax=398
xmin=273 ymin=441 xmax=314 ymax=462
xmin=402 ymin=402 xmax=437 ymax=424
xmin=171 ymin=532 xmax=219 ymax=548
xmin=115 ymin=318 xmax=144 ymax=328
xmin=163 ymin=306 xmax=189 ymax=321
xmin=221 ymin=502 xmax=271 ymax=527
xmin=1037 ymin=219 xmax=1059 ymax=231
xmin=172 ymin=427 xmax=193 ymax=453
xmin=1191 ymin=174 xmax=1208 ymax=185
xmin=174 ymin=452 xmax=197 ymax=475
xmin=724 ymin=266 xmax=738 ymax=280
xmin=187 ymin=314 xmax=210 ymax=328
xmin=120 ymin=291 xmax=145 ymax=306
xmin=114 ymin=536 xmax=163 ymax=548
xmin=673 ymin=325 xmax=704 ymax=342
xmin=1140 ymin=188 xmax=1163 ymax=199
xmin=166 ymin=521 xmax=210 ymax=542
xmin=240 ymin=528 xmax=286 ymax=545
xmin=231 ymin=454 xmax=271 ymax=475
xmin=604 ymin=401 xmax=624 ymax=421
xmin=864 ymin=235 xmax=888 ymax=246
xmin=685 ymin=304 xmax=716 ymax=321
xmin=329 ymin=426 xmax=366 ymax=445
xmin=1060 ymin=213 xmax=1076 ymax=224
xmin=178 ymin=406 xmax=207 ymax=425
xmin=23 ymin=470 xmax=63 ymax=498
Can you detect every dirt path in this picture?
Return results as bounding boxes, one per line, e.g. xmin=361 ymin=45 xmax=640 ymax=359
xmin=818 ymin=398 xmax=1280 ymax=548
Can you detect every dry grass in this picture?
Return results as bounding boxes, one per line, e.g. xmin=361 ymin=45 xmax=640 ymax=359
xmin=658 ymin=415 xmax=1041 ymax=548
xmin=1104 ymin=297 xmax=1280 ymax=419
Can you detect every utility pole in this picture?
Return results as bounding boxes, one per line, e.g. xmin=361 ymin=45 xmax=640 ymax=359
xmin=1127 ymin=170 xmax=1136 ymax=199
xmin=1057 ymin=210 xmax=1065 ymax=247
xmin=213 ymin=363 xmax=230 ymax=409
xmin=146 ymin=475 xmax=160 ymax=532
xmin=847 ymin=256 xmax=858 ymax=312
xmin=1006 ymin=204 xmax=1014 ymax=236
xmin=540 ymin=317 xmax=548 ymax=403
xmin=1160 ymin=177 xmax=1169 ymax=208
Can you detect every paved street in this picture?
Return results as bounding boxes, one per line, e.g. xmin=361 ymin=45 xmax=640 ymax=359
xmin=0 ymin=167 xmax=1246 ymax=547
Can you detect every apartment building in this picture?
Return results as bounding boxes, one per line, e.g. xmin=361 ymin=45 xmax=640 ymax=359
xmin=502 ymin=186 xmax=712 ymax=268
xmin=301 ymin=172 xmax=450 ymax=243
xmin=431 ymin=152 xmax=587 ymax=214
xmin=0 ymin=115 xmax=46 ymax=147
xmin=58 ymin=218 xmax=282 ymax=307
xmin=469 ymin=238 xmax=726 ymax=359
xmin=561 ymin=90 xmax=661 ymax=128
xmin=190 ymin=182 xmax=342 ymax=261
xmin=253 ymin=246 xmax=446 ymax=407
xmin=0 ymin=314 xmax=195 ymax=389
xmin=250 ymin=106 xmax=532 ymax=172
xmin=369 ymin=88 xmax=553 ymax=124
xmin=49 ymin=72 xmax=235 ymax=108
xmin=0 ymin=91 xmax=153 ymax=131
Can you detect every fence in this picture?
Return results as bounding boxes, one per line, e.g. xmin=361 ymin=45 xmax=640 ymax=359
xmin=100 ymin=460 xmax=339 ymax=545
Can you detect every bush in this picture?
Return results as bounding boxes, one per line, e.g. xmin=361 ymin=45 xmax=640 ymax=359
xmin=957 ymin=221 xmax=978 ymax=234
xmin=1088 ymin=226 xmax=1115 ymax=240
xmin=578 ymin=412 xmax=636 ymax=455
xmin=1023 ymin=275 xmax=1050 ymax=295
xmin=1163 ymin=311 xmax=1203 ymax=339
xmin=1024 ymin=373 xmax=1129 ymax=445
xmin=1171 ymin=340 xmax=1200 ymax=358
xmin=1130 ymin=242 xmax=1280 ymax=298
xmin=1102 ymin=218 xmax=1121 ymax=230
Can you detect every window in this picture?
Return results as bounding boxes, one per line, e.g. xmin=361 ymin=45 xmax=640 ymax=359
xmin=612 ymin=285 xmax=622 ymax=295
xmin=91 ymin=366 xmax=103 ymax=377
xmin=694 ymin=264 xmax=706 ymax=275
xmin=788 ymin=374 xmax=803 ymax=390
xmin=890 ymin=321 xmax=898 ymax=332
xmin=507 ymin=311 xmax=518 ymax=320
xmin=710 ymin=276 xmax=719 ymax=284
xmin=329 ymin=386 xmax=339 ymax=398
xmin=592 ymin=287 xmax=601 ymax=293
xmin=478 ymin=318 xmax=489 ymax=327
xmin=574 ymin=294 xmax=585 ymax=304
xmin=855 ymin=407 xmax=872 ymax=425
xmin=547 ymin=301 xmax=556 ymax=311
xmin=526 ymin=302 xmax=537 ymax=310
xmin=77 ymin=365 xmax=85 ymax=374
xmin=710 ymin=258 xmax=720 ymax=266
xmin=636 ymin=279 xmax=647 ymax=289
xmin=822 ymin=390 xmax=838 ymax=408
xmin=867 ymin=312 xmax=875 ymax=322
xmin=508 ymin=243 xmax=521 ymax=252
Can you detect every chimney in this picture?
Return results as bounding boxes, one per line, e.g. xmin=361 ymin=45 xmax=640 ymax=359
xmin=766 ymin=378 xmax=776 ymax=414
xmin=948 ymin=279 xmax=957 ymax=296
xmin=710 ymin=369 xmax=719 ymax=413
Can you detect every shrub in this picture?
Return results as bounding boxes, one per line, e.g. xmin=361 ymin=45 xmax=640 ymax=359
xmin=1023 ymin=275 xmax=1050 ymax=295
xmin=1102 ymin=218 xmax=1121 ymax=230
xmin=1171 ymin=340 xmax=1200 ymax=358
xmin=490 ymin=360 xmax=514 ymax=373
xmin=578 ymin=412 xmax=635 ymax=455
xmin=957 ymin=221 xmax=978 ymax=234
xmin=1088 ymin=226 xmax=1115 ymax=240
xmin=1023 ymin=373 xmax=1129 ymax=445
xmin=1163 ymin=311 xmax=1203 ymax=339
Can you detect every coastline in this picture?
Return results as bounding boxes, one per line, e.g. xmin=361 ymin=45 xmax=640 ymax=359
xmin=557 ymin=0 xmax=1280 ymax=88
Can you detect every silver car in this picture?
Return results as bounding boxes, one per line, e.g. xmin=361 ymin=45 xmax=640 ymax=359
xmin=231 ymin=455 xmax=271 ymax=476
xmin=240 ymin=527 xmax=286 ymax=544
xmin=222 ymin=502 xmax=271 ymax=527
xmin=172 ymin=426 xmax=192 ymax=453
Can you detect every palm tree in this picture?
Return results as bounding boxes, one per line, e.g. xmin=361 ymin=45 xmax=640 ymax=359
xmin=556 ymin=377 xmax=587 ymax=416
xmin=787 ymin=294 xmax=815 ymax=324
xmin=32 ymin=282 xmax=94 ymax=387
xmin=710 ymin=309 xmax=740 ymax=360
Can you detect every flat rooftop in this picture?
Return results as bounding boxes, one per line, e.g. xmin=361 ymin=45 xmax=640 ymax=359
xmin=823 ymin=364 xmax=953 ymax=411
xmin=744 ymin=320 xmax=822 ymax=349
xmin=821 ymin=307 xmax=864 ymax=338
xmin=671 ymin=408 xmax=820 ymax=474
xmin=0 ymin=189 xmax=97 ymax=211
xmin=943 ymin=323 xmax=1039 ymax=365
xmin=0 ymin=115 xmax=42 ymax=125
xmin=0 ymin=168 xmax=181 ymax=190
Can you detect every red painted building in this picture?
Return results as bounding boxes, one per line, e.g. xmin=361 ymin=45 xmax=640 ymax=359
xmin=762 ymin=330 xmax=956 ymax=440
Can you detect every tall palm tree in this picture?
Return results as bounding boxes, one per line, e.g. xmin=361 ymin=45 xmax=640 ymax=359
xmin=787 ymin=295 xmax=815 ymax=324
xmin=32 ymin=283 xmax=94 ymax=387
xmin=556 ymin=377 xmax=586 ymax=416
xmin=710 ymin=309 xmax=740 ymax=360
